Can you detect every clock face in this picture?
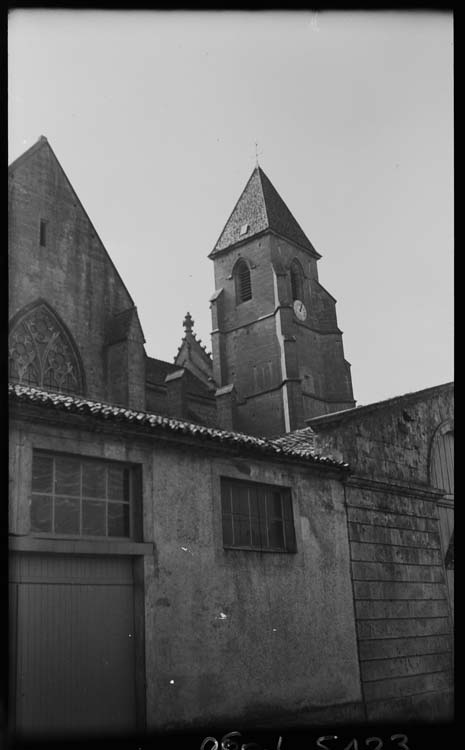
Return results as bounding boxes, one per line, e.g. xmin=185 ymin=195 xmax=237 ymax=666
xmin=293 ymin=299 xmax=307 ymax=321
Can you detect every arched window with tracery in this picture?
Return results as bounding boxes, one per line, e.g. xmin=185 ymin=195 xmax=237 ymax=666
xmin=8 ymin=301 xmax=85 ymax=395
xmin=290 ymin=259 xmax=304 ymax=302
xmin=235 ymin=259 xmax=252 ymax=304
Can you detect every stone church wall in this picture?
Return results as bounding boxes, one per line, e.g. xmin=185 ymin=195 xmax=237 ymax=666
xmin=8 ymin=140 xmax=144 ymax=405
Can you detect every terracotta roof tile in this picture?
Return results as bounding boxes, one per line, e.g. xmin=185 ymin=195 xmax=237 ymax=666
xmin=8 ymin=383 xmax=348 ymax=468
xmin=272 ymin=427 xmax=317 ymax=451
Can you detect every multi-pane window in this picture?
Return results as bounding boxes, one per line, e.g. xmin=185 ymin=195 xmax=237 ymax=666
xmin=31 ymin=452 xmax=132 ymax=538
xmin=221 ymin=477 xmax=296 ymax=552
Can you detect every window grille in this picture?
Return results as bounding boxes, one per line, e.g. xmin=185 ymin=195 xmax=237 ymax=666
xmin=221 ymin=477 xmax=296 ymax=552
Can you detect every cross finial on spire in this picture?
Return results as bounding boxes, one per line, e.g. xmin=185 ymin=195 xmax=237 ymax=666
xmin=183 ymin=311 xmax=194 ymax=334
xmin=254 ymin=140 xmax=262 ymax=167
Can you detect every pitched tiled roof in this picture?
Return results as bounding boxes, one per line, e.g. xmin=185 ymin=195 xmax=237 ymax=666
xmin=8 ymin=383 xmax=348 ymax=468
xmin=272 ymin=427 xmax=317 ymax=451
xmin=146 ymin=357 xmax=179 ymax=383
xmin=146 ymin=357 xmax=213 ymax=399
xmin=210 ymin=166 xmax=320 ymax=257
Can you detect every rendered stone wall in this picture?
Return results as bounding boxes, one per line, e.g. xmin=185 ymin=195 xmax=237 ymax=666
xmin=145 ymin=446 xmax=363 ymax=730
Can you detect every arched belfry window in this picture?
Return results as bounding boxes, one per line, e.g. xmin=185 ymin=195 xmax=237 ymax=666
xmin=290 ymin=259 xmax=304 ymax=302
xmin=9 ymin=301 xmax=85 ymax=395
xmin=235 ymin=259 xmax=252 ymax=303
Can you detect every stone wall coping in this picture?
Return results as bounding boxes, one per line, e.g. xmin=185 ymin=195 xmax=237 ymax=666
xmin=307 ymin=382 xmax=454 ymax=428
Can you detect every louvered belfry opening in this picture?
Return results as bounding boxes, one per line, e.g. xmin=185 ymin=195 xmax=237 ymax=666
xmin=290 ymin=259 xmax=304 ymax=302
xmin=236 ymin=260 xmax=252 ymax=303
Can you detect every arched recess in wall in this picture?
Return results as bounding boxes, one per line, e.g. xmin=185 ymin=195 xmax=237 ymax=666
xmin=429 ymin=418 xmax=454 ymax=618
xmin=290 ymin=258 xmax=305 ymax=302
xmin=8 ymin=299 xmax=86 ymax=395
xmin=429 ymin=418 xmax=454 ymax=495
xmin=234 ymin=258 xmax=252 ymax=304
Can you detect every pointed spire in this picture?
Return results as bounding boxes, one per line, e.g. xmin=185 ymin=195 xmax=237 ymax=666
xmin=209 ymin=166 xmax=320 ymax=258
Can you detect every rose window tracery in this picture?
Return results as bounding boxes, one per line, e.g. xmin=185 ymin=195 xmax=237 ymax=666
xmin=9 ymin=303 xmax=84 ymax=394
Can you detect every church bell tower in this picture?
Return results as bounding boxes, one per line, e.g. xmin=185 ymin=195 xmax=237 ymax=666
xmin=209 ymin=166 xmax=355 ymax=437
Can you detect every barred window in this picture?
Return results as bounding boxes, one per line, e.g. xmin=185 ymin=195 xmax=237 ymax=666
xmin=235 ymin=260 xmax=252 ymax=303
xmin=30 ymin=452 xmax=134 ymax=539
xmin=221 ymin=477 xmax=296 ymax=552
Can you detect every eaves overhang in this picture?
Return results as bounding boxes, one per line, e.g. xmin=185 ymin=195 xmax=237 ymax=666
xmin=9 ymin=383 xmax=349 ymax=471
xmin=208 ymin=228 xmax=321 ymax=261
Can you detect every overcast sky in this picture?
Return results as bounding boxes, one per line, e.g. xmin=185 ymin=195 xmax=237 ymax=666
xmin=8 ymin=10 xmax=453 ymax=406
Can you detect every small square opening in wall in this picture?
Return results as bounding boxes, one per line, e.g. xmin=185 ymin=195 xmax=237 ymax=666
xmin=39 ymin=220 xmax=48 ymax=247
xmin=239 ymin=223 xmax=249 ymax=236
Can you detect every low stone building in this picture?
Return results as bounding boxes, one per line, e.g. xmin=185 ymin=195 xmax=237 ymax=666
xmin=9 ymin=384 xmax=364 ymax=735
xmin=8 ymin=136 xmax=453 ymax=737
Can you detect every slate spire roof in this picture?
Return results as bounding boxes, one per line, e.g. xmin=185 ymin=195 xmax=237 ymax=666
xmin=210 ymin=165 xmax=320 ymax=258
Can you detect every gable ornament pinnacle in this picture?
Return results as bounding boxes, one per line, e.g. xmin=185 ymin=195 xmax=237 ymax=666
xmin=183 ymin=312 xmax=194 ymax=334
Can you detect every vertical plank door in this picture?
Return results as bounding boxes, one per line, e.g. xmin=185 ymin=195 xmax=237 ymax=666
xmin=10 ymin=553 xmax=137 ymax=737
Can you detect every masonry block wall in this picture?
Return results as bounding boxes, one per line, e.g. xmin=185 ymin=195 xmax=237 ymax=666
xmin=308 ymin=383 xmax=454 ymax=722
xmin=344 ymin=479 xmax=453 ymax=722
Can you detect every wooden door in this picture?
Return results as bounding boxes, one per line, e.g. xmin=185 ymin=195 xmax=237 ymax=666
xmin=10 ymin=553 xmax=137 ymax=737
